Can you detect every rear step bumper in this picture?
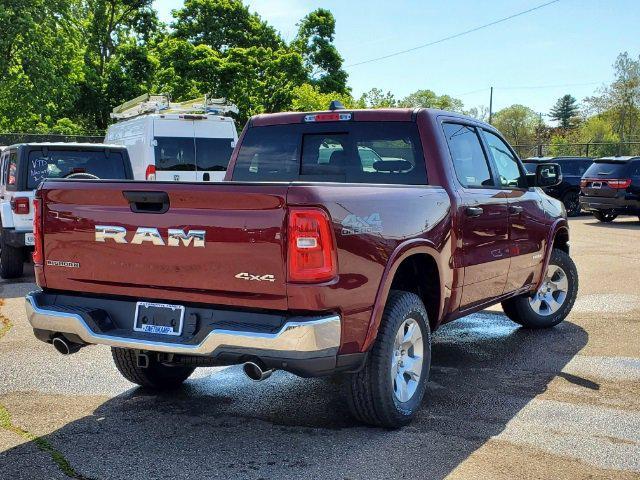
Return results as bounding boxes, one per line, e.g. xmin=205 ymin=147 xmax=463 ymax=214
xmin=580 ymin=195 xmax=640 ymax=213
xmin=25 ymin=291 xmax=354 ymax=377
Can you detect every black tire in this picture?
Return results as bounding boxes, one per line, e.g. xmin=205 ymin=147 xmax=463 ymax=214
xmin=111 ymin=348 xmax=195 ymax=389
xmin=0 ymin=229 xmax=24 ymax=279
xmin=501 ymin=249 xmax=578 ymax=328
xmin=562 ymin=191 xmax=581 ymax=217
xmin=593 ymin=210 xmax=618 ymax=223
xmin=346 ymin=291 xmax=431 ymax=428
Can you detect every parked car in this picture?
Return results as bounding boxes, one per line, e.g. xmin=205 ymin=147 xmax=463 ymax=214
xmin=580 ymin=156 xmax=640 ymax=222
xmin=105 ymin=94 xmax=238 ymax=182
xmin=0 ymin=143 xmax=133 ymax=278
xmin=26 ymin=107 xmax=578 ymax=428
xmin=524 ymin=156 xmax=593 ymax=216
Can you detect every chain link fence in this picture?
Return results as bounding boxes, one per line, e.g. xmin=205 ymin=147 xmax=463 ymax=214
xmin=513 ymin=142 xmax=640 ymax=159
xmin=0 ymin=133 xmax=104 ymax=146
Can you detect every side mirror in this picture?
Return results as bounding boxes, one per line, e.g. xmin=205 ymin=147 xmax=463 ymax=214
xmin=527 ymin=163 xmax=562 ymax=188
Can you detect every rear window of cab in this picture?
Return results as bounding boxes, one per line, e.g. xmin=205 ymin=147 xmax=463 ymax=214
xmin=232 ymin=122 xmax=427 ymax=185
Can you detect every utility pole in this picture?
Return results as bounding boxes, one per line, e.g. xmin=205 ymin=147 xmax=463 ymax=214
xmin=488 ymin=87 xmax=493 ymax=124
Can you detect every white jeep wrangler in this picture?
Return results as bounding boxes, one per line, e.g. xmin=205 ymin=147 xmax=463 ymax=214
xmin=0 ymin=143 xmax=132 ymax=278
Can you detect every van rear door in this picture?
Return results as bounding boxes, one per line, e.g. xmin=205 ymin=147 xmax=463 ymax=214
xmin=194 ymin=118 xmax=236 ymax=182
xmin=153 ymin=118 xmax=198 ymax=182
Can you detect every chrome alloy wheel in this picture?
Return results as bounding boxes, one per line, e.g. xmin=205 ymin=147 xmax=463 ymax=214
xmin=529 ymin=264 xmax=569 ymax=316
xmin=391 ymin=317 xmax=424 ymax=403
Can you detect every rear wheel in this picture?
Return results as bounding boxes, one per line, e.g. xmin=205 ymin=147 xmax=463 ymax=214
xmin=562 ymin=191 xmax=581 ymax=217
xmin=111 ymin=348 xmax=195 ymax=389
xmin=0 ymin=230 xmax=24 ymax=279
xmin=593 ymin=210 xmax=618 ymax=222
xmin=501 ymin=249 xmax=578 ymax=328
xmin=346 ymin=291 xmax=431 ymax=428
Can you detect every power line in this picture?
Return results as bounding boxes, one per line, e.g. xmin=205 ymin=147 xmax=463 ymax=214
xmin=345 ymin=0 xmax=561 ymax=68
xmin=454 ymin=81 xmax=602 ymax=97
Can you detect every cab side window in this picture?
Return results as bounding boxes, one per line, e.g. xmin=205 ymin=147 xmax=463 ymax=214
xmin=442 ymin=123 xmax=494 ymax=188
xmin=7 ymin=151 xmax=17 ymax=188
xmin=483 ymin=130 xmax=524 ymax=188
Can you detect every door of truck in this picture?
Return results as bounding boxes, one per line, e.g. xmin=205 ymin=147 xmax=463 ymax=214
xmin=480 ymin=129 xmax=548 ymax=292
xmin=442 ymin=122 xmax=510 ymax=309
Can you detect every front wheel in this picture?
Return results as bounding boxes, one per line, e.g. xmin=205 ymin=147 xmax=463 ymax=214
xmin=502 ymin=249 xmax=578 ymax=328
xmin=111 ymin=348 xmax=195 ymax=390
xmin=593 ymin=210 xmax=618 ymax=222
xmin=562 ymin=191 xmax=581 ymax=217
xmin=346 ymin=291 xmax=431 ymax=428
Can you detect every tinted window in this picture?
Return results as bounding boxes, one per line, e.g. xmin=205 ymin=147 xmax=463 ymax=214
xmin=557 ymin=159 xmax=591 ymax=176
xmin=154 ymin=137 xmax=196 ymax=171
xmin=195 ymin=138 xmax=234 ymax=171
xmin=233 ymin=122 xmax=427 ymax=185
xmin=583 ymin=161 xmax=631 ymax=178
xmin=233 ymin=126 xmax=299 ymax=181
xmin=442 ymin=123 xmax=493 ymax=188
xmin=483 ymin=130 xmax=523 ymax=187
xmin=630 ymin=161 xmax=640 ymax=177
xmin=26 ymin=150 xmax=127 ymax=189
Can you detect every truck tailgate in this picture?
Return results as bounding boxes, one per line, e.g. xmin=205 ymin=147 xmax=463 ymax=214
xmin=39 ymin=181 xmax=288 ymax=310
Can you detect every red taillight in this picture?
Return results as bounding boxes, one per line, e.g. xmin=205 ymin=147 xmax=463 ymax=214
xmin=607 ymin=178 xmax=632 ymax=189
xmin=287 ymin=208 xmax=337 ymax=283
xmin=10 ymin=196 xmax=30 ymax=215
xmin=32 ymin=198 xmax=43 ymax=265
xmin=580 ymin=179 xmax=587 ymax=188
xmin=145 ymin=164 xmax=156 ymax=180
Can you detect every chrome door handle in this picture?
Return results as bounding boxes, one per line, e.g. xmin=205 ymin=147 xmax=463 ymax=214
xmin=465 ymin=206 xmax=484 ymax=217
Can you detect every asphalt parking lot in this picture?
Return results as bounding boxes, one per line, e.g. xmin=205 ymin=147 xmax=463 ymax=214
xmin=1 ymin=216 xmax=639 ymax=480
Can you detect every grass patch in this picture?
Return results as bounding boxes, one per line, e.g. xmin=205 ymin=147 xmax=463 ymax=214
xmin=0 ymin=403 xmax=91 ymax=479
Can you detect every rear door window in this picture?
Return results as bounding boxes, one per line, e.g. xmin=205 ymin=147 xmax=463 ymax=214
xmin=583 ymin=161 xmax=631 ymax=178
xmin=195 ymin=138 xmax=234 ymax=172
xmin=154 ymin=137 xmax=196 ymax=171
xmin=232 ymin=122 xmax=427 ymax=185
xmin=442 ymin=123 xmax=493 ymax=188
xmin=26 ymin=150 xmax=128 ymax=188
xmin=7 ymin=151 xmax=18 ymax=188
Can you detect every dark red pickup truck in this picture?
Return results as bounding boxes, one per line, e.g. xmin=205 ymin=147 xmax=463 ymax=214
xmin=26 ymin=107 xmax=578 ymax=427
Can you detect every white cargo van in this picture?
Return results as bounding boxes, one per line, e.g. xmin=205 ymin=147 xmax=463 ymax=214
xmin=105 ymin=94 xmax=239 ymax=182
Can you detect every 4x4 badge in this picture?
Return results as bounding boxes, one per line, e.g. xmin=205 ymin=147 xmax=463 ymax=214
xmin=235 ymin=272 xmax=275 ymax=282
xmin=341 ymin=213 xmax=383 ymax=235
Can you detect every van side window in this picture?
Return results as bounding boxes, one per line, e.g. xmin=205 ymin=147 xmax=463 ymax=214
xmin=442 ymin=123 xmax=493 ymax=188
xmin=483 ymin=130 xmax=524 ymax=188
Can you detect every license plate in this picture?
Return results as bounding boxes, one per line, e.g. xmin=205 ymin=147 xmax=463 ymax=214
xmin=25 ymin=233 xmax=35 ymax=246
xmin=134 ymin=302 xmax=185 ymax=336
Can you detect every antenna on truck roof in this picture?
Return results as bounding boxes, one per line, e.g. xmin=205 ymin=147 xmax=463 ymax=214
xmin=110 ymin=94 xmax=239 ymax=121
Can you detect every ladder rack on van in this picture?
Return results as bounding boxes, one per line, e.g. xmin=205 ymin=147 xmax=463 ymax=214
xmin=110 ymin=94 xmax=239 ymax=121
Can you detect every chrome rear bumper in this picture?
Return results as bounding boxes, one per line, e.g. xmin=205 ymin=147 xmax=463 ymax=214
xmin=25 ymin=293 xmax=341 ymax=357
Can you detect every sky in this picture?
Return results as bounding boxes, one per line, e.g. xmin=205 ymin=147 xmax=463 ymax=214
xmin=153 ymin=0 xmax=640 ymax=119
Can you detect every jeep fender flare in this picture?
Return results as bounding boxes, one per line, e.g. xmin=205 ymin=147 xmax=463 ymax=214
xmin=535 ymin=218 xmax=569 ymax=291
xmin=361 ymin=239 xmax=449 ymax=352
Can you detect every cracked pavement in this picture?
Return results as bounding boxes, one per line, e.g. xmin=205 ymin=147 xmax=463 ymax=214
xmin=1 ymin=216 xmax=639 ymax=479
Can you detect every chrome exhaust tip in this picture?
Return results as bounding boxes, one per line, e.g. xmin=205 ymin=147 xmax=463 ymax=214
xmin=52 ymin=335 xmax=82 ymax=355
xmin=242 ymin=361 xmax=273 ymax=382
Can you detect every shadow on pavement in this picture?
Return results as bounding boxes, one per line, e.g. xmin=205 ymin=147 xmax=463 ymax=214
xmin=0 ymin=312 xmax=588 ymax=479
xmin=582 ymin=218 xmax=640 ymax=229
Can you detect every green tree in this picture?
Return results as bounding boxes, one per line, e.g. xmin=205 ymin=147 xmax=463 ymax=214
xmin=585 ymin=52 xmax=640 ymax=142
xmin=76 ymin=0 xmax=160 ymax=129
xmin=492 ymin=104 xmax=539 ymax=145
xmin=358 ymin=88 xmax=396 ymax=108
xmin=0 ymin=0 xmax=83 ymax=132
xmin=398 ymin=89 xmax=464 ymax=111
xmin=291 ymin=84 xmax=356 ymax=111
xmin=549 ymin=94 xmax=580 ymax=129
xmin=172 ymin=0 xmax=282 ymax=51
xmin=293 ymin=9 xmax=348 ymax=94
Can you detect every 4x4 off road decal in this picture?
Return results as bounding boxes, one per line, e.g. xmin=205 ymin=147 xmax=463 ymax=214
xmin=341 ymin=213 xmax=383 ymax=235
